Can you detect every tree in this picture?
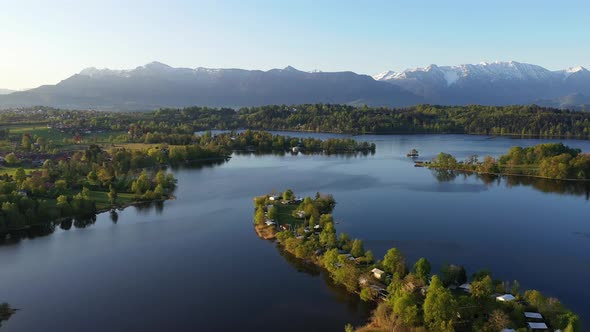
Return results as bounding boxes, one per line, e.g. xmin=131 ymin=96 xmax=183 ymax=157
xmin=282 ymin=189 xmax=294 ymax=201
xmin=351 ymin=239 xmax=364 ymax=258
xmin=4 ymin=153 xmax=18 ymax=165
xmin=382 ymin=248 xmax=407 ymax=277
xmin=412 ymin=257 xmax=431 ymax=283
xmin=344 ymin=323 xmax=354 ymax=332
xmin=320 ymin=222 xmax=337 ymax=248
xmin=440 ymin=264 xmax=467 ymax=286
xmin=108 ymin=185 xmax=118 ymax=205
xmin=423 ymin=275 xmax=456 ymax=332
xmin=14 ymin=167 xmax=26 ymax=185
xmin=482 ymin=310 xmax=509 ymax=332
xmin=471 ymin=275 xmax=494 ymax=302
xmin=267 ymin=205 xmax=278 ymax=220
xmin=254 ymin=207 xmax=265 ymax=225
xmin=393 ymin=291 xmax=421 ymax=327
xmin=511 ymin=280 xmax=520 ymax=296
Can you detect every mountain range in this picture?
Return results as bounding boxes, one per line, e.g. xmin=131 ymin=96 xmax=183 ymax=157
xmin=0 ymin=61 xmax=588 ymax=111
xmin=374 ymin=61 xmax=590 ymax=109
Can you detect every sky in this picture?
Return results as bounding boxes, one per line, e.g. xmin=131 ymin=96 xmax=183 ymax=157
xmin=1 ymin=0 xmax=589 ymax=90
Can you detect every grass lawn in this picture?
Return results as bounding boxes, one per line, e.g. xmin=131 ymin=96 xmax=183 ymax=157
xmin=274 ymin=204 xmax=304 ymax=227
xmin=0 ymin=166 xmax=36 ymax=177
xmin=87 ymin=190 xmax=136 ymax=210
xmin=1 ymin=123 xmax=126 ymax=148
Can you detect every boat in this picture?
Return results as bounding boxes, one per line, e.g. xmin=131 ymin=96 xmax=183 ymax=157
xmin=406 ymin=149 xmax=419 ymax=157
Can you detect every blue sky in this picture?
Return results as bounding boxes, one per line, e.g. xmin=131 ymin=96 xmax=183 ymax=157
xmin=1 ymin=0 xmax=589 ymax=89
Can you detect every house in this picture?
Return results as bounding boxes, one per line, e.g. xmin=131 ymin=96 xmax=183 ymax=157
xmin=371 ymin=268 xmax=385 ymax=279
xmin=496 ymin=294 xmax=515 ymax=302
xmin=313 ymin=224 xmax=321 ymax=229
xmin=524 ymin=312 xmax=543 ymax=320
xmin=268 ymin=195 xmax=280 ymax=201
xmin=527 ymin=322 xmax=548 ymax=331
xmin=17 ymin=190 xmax=28 ymax=197
xmin=295 ymin=210 xmax=305 ymax=218
xmin=279 ymin=224 xmax=291 ymax=231
xmin=265 ymin=220 xmax=276 ymax=226
xmin=459 ymin=283 xmax=471 ymax=292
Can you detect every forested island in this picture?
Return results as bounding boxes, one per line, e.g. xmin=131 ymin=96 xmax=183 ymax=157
xmin=426 ymin=143 xmax=590 ymax=181
xmin=253 ymin=190 xmax=580 ymax=332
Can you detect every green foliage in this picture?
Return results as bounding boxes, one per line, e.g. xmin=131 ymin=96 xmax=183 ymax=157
xmin=423 ymin=275 xmax=457 ymax=331
xmin=382 ymin=248 xmax=407 ymax=277
xmin=350 ymin=239 xmax=364 ymax=258
xmin=267 ymin=205 xmax=278 ymax=220
xmin=412 ymin=257 xmax=431 ymax=283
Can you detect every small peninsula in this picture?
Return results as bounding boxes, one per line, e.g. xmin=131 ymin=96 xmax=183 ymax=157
xmin=253 ymin=190 xmax=580 ymax=332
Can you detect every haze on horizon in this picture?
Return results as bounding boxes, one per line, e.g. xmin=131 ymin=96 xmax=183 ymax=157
xmin=1 ymin=0 xmax=589 ymax=90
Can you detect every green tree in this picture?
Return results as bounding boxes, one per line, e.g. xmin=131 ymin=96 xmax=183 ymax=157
xmin=267 ymin=205 xmax=278 ymax=220
xmin=254 ymin=207 xmax=265 ymax=225
xmin=382 ymin=248 xmax=407 ymax=277
xmin=108 ymin=185 xmax=118 ymax=205
xmin=14 ymin=167 xmax=26 ymax=186
xmin=412 ymin=257 xmax=431 ymax=283
xmin=393 ymin=291 xmax=421 ymax=327
xmin=282 ymin=189 xmax=294 ymax=201
xmin=344 ymin=323 xmax=354 ymax=332
xmin=423 ymin=275 xmax=456 ymax=331
xmin=4 ymin=153 xmax=19 ymax=165
xmin=471 ymin=275 xmax=494 ymax=302
xmin=350 ymin=239 xmax=364 ymax=258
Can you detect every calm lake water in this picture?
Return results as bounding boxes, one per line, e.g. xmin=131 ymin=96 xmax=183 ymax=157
xmin=2 ymin=134 xmax=590 ymax=331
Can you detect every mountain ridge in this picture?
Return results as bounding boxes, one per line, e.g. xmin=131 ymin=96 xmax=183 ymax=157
xmin=1 ymin=61 xmax=589 ymax=111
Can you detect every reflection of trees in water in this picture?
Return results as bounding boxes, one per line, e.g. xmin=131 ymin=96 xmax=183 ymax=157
xmin=2 ymin=215 xmax=98 ymax=244
xmin=431 ymin=170 xmax=590 ymax=198
xmin=502 ymin=175 xmax=590 ymax=198
xmin=169 ymin=159 xmax=229 ymax=171
xmin=110 ymin=211 xmax=119 ymax=223
xmin=431 ymin=169 xmax=459 ymax=182
xmin=275 ymin=245 xmax=375 ymax=316
xmin=0 ymin=302 xmax=16 ymax=327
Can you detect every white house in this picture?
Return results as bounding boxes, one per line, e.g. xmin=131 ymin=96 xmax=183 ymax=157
xmin=371 ymin=268 xmax=385 ymax=279
xmin=268 ymin=195 xmax=280 ymax=201
xmin=496 ymin=294 xmax=515 ymax=302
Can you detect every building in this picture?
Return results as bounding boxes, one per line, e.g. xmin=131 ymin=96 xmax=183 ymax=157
xmin=524 ymin=312 xmax=543 ymax=320
xmin=496 ymin=294 xmax=515 ymax=302
xmin=458 ymin=283 xmax=471 ymax=292
xmin=268 ymin=195 xmax=280 ymax=201
xmin=371 ymin=268 xmax=385 ymax=279
xmin=527 ymin=322 xmax=548 ymax=331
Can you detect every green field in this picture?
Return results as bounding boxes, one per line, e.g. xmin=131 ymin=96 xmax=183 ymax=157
xmin=274 ymin=204 xmax=304 ymax=227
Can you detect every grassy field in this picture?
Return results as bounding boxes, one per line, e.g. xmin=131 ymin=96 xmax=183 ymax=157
xmin=87 ymin=190 xmax=136 ymax=210
xmin=1 ymin=123 xmax=126 ymax=148
xmin=274 ymin=204 xmax=304 ymax=227
xmin=0 ymin=167 xmax=36 ymax=177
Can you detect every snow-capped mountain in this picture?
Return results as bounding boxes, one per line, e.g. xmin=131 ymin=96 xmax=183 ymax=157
xmin=374 ymin=61 xmax=590 ymax=106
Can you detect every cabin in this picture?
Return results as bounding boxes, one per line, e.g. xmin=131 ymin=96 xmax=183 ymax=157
xmin=371 ymin=268 xmax=385 ymax=279
xmin=496 ymin=294 xmax=515 ymax=302
xmin=268 ymin=195 xmax=280 ymax=201
xmin=279 ymin=224 xmax=291 ymax=231
xmin=265 ymin=220 xmax=276 ymax=226
xmin=527 ymin=322 xmax=548 ymax=331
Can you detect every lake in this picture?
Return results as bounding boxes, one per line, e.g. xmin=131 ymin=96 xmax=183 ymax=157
xmin=1 ymin=134 xmax=590 ymax=331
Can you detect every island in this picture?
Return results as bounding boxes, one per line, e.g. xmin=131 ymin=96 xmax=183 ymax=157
xmin=253 ymin=190 xmax=580 ymax=332
xmin=424 ymin=143 xmax=590 ymax=181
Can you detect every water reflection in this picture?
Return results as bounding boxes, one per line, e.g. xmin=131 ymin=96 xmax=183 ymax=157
xmin=431 ymin=169 xmax=590 ymax=198
xmin=274 ymin=245 xmax=375 ymax=318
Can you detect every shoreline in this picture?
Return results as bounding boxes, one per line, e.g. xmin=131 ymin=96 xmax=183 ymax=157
xmin=425 ymin=164 xmax=590 ymax=182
